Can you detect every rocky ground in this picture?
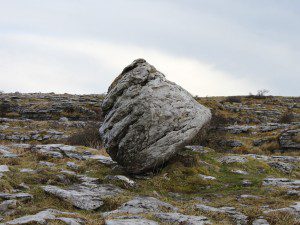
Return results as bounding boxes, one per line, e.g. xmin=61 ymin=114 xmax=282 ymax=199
xmin=0 ymin=92 xmax=299 ymax=225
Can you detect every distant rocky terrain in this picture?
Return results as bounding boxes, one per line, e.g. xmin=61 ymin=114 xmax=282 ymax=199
xmin=0 ymin=88 xmax=299 ymax=224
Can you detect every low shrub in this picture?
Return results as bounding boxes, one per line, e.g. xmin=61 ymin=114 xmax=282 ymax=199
xmin=0 ymin=101 xmax=11 ymax=116
xmin=260 ymin=141 xmax=280 ymax=153
xmin=66 ymin=123 xmax=102 ymax=149
xmin=278 ymin=111 xmax=294 ymax=123
xmin=223 ymin=96 xmax=242 ymax=103
xmin=247 ymin=89 xmax=270 ymax=99
xmin=210 ymin=112 xmax=232 ymax=127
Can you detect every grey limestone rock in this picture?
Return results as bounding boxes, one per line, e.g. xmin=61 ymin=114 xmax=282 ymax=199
xmin=231 ymin=169 xmax=248 ymax=175
xmin=42 ymin=183 xmax=123 ymax=210
xmin=199 ymin=174 xmax=216 ymax=180
xmin=100 ymin=59 xmax=211 ymax=173
xmin=3 ymin=209 xmax=85 ymax=224
xmin=263 ymin=178 xmax=300 ymax=189
xmin=88 ymin=154 xmax=116 ymax=165
xmin=154 ymin=212 xmax=211 ymax=225
xmin=0 ymin=193 xmax=33 ymax=201
xmin=252 ymin=218 xmax=269 ymax=225
xmin=196 ymin=204 xmax=248 ymax=225
xmin=102 ymin=196 xmax=177 ymax=217
xmin=267 ymin=161 xmax=294 ymax=174
xmin=59 ymin=117 xmax=69 ymax=122
xmin=263 ymin=202 xmax=300 ymax=219
xmin=222 ymin=125 xmax=256 ymax=134
xmin=218 ymin=155 xmax=248 ymax=164
xmin=105 ymin=175 xmax=136 ymax=187
xmin=0 ymin=200 xmax=17 ymax=212
xmin=32 ymin=144 xmax=84 ymax=160
xmin=105 ymin=219 xmax=158 ymax=225
xmin=67 ymin=162 xmax=79 ymax=170
xmin=0 ymin=165 xmax=9 ymax=173
xmin=279 ymin=129 xmax=300 ymax=150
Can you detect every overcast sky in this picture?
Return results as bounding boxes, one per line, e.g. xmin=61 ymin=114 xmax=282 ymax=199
xmin=0 ymin=0 xmax=299 ymax=96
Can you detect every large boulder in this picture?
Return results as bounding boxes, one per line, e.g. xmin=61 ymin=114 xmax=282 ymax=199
xmin=99 ymin=59 xmax=211 ymax=173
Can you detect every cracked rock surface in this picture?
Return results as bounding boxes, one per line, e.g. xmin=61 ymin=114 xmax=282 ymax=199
xmin=43 ymin=183 xmax=123 ymax=210
xmin=100 ymin=59 xmax=211 ymax=173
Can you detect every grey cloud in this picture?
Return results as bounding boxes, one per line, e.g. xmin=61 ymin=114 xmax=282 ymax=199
xmin=0 ymin=0 xmax=299 ymax=95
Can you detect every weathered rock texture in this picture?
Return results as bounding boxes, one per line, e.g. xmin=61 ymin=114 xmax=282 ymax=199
xmin=99 ymin=59 xmax=211 ymax=173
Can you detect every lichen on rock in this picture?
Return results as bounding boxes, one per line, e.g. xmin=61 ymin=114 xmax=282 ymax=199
xmin=100 ymin=59 xmax=211 ymax=174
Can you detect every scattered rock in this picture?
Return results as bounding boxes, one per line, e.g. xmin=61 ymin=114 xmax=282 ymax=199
xmin=268 ymin=161 xmax=294 ymax=173
xmin=32 ymin=144 xmax=84 ymax=160
xmin=59 ymin=117 xmax=69 ymax=122
xmin=10 ymin=143 xmax=31 ymax=149
xmin=88 ymin=154 xmax=116 ymax=165
xmin=199 ymin=174 xmax=216 ymax=180
xmin=61 ymin=169 xmax=77 ymax=176
xmin=259 ymin=123 xmax=288 ymax=132
xmin=220 ymin=140 xmax=243 ymax=148
xmin=0 ymin=165 xmax=9 ymax=172
xmin=105 ymin=175 xmax=136 ymax=187
xmin=263 ymin=202 xmax=300 ymax=218
xmin=39 ymin=161 xmax=56 ymax=167
xmin=279 ymin=129 xmax=300 ymax=150
xmin=245 ymin=154 xmax=269 ymax=161
xmin=184 ymin=145 xmax=210 ymax=153
xmin=252 ymin=218 xmax=269 ymax=225
xmin=231 ymin=169 xmax=248 ymax=175
xmin=3 ymin=208 xmax=85 ymax=224
xmin=271 ymin=155 xmax=300 ymax=163
xmin=0 ymin=193 xmax=32 ymax=201
xmin=286 ymin=190 xmax=300 ymax=197
xmin=102 ymin=196 xmax=177 ymax=217
xmin=57 ymin=217 xmax=86 ymax=225
xmin=222 ymin=125 xmax=256 ymax=134
xmin=100 ymin=59 xmax=211 ymax=174
xmin=219 ymin=156 xmax=248 ymax=164
xmin=242 ymin=180 xmax=252 ymax=187
xmin=0 ymin=200 xmax=17 ymax=212
xmin=239 ymin=195 xmax=261 ymax=199
xmin=155 ymin=212 xmax=211 ymax=225
xmin=67 ymin=161 xmax=79 ymax=170
xmin=253 ymin=138 xmax=272 ymax=147
xmin=196 ymin=204 xmax=248 ymax=225
xmin=0 ymin=146 xmax=18 ymax=158
xmin=42 ymin=183 xmax=123 ymax=210
xmin=18 ymin=183 xmax=30 ymax=190
xmin=1 ymin=130 xmax=68 ymax=142
xmin=105 ymin=218 xmax=158 ymax=225
xmin=0 ymin=125 xmax=9 ymax=130
xmin=263 ymin=178 xmax=300 ymax=189
xmin=20 ymin=168 xmax=36 ymax=173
